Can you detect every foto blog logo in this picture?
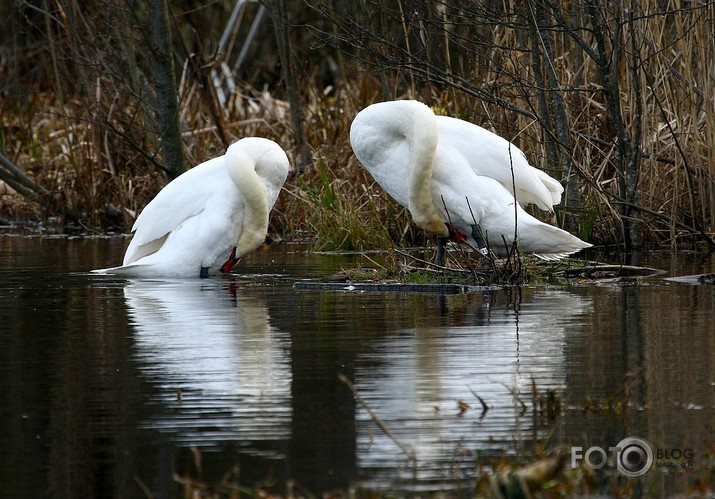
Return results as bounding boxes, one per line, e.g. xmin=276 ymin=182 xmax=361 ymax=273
xmin=571 ymin=437 xmax=655 ymax=477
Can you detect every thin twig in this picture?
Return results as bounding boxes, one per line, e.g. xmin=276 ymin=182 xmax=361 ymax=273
xmin=393 ymin=248 xmax=471 ymax=274
xmin=338 ymin=374 xmax=417 ymax=463
xmin=468 ymin=387 xmax=490 ymax=417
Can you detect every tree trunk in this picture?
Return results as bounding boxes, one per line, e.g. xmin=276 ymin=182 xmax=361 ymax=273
xmin=269 ymin=0 xmax=310 ymax=173
xmin=151 ymin=0 xmax=185 ymax=180
xmin=584 ymin=0 xmax=642 ymax=250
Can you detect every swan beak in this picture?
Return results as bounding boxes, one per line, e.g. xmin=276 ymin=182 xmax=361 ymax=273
xmin=447 ymin=224 xmax=468 ymax=243
xmin=219 ymin=247 xmax=241 ymax=274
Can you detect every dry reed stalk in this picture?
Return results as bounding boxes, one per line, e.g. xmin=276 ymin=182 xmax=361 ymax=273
xmin=3 ymin=0 xmax=714 ymax=248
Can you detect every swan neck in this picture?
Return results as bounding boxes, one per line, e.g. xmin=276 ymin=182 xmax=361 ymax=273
xmin=405 ymin=103 xmax=449 ymax=237
xmin=226 ymin=147 xmax=270 ymax=257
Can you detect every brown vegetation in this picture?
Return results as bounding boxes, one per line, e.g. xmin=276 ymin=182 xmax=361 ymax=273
xmin=1 ymin=1 xmax=714 ymax=252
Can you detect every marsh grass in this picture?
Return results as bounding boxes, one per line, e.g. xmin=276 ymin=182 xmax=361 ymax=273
xmin=1 ymin=75 xmax=708 ymax=254
xmin=329 ymin=244 xmax=554 ymax=287
xmin=292 ymin=158 xmax=393 ymax=251
xmin=2 ymin=2 xmax=714 ymax=253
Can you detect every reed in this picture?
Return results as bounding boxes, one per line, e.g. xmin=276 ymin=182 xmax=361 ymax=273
xmin=1 ymin=1 xmax=713 ymax=252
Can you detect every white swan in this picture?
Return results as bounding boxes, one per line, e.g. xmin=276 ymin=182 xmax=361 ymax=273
xmin=93 ymin=137 xmax=290 ymax=277
xmin=349 ymin=100 xmax=591 ymax=260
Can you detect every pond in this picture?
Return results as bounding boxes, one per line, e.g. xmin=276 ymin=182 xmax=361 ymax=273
xmin=0 ymin=233 xmax=713 ymax=497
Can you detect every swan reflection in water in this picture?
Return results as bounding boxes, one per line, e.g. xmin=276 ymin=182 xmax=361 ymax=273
xmin=353 ymin=288 xmax=593 ymax=487
xmin=123 ymin=279 xmax=593 ymax=490
xmin=124 ymin=280 xmax=292 ymax=451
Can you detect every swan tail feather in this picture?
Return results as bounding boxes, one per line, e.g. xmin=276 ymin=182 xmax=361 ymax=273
xmin=532 ymin=248 xmax=591 ymax=261
xmin=90 ymin=263 xmax=155 ymax=276
xmin=514 ymin=222 xmax=592 ymax=260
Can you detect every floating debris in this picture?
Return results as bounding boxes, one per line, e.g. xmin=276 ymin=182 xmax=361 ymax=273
xmin=665 ymin=273 xmax=715 ymax=285
xmin=552 ymin=262 xmax=666 ymax=279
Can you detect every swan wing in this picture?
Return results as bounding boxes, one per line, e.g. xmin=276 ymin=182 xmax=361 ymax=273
xmin=436 ymin=116 xmax=562 ymax=210
xmin=430 ymin=154 xmax=590 ymax=259
xmin=123 ymin=156 xmax=228 ymax=265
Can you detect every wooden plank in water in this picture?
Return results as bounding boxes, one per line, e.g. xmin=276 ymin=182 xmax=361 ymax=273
xmin=292 ymin=282 xmax=497 ymax=294
xmin=553 ymin=264 xmax=665 ymax=279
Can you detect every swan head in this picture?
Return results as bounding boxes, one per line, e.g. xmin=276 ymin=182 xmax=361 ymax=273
xmin=226 ymin=137 xmax=290 ymax=188
xmin=412 ymin=212 xmax=450 ymax=237
xmin=225 ymin=138 xmax=290 ymax=258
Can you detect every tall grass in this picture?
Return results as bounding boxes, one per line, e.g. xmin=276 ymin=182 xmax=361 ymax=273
xmin=1 ymin=1 xmax=713 ymax=251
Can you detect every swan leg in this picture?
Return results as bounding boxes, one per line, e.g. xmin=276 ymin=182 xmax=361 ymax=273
xmin=471 ymin=224 xmax=489 ymax=256
xmin=200 ymin=267 xmax=210 ymax=278
xmin=435 ymin=236 xmax=448 ymax=267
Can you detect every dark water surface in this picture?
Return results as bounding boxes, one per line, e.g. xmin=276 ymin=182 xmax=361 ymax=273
xmin=0 ymin=234 xmax=713 ymax=497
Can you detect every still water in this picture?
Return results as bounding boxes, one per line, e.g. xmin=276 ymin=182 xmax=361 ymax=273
xmin=0 ymin=233 xmax=713 ymax=497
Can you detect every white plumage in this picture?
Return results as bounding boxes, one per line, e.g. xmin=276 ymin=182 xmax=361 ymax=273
xmin=349 ymin=100 xmax=591 ymax=260
xmin=93 ymin=137 xmax=289 ymax=277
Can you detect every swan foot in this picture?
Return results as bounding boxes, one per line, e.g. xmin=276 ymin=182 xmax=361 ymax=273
xmin=220 ymin=247 xmax=241 ymax=274
xmin=200 ymin=267 xmax=210 ymax=278
xmin=471 ymin=224 xmax=489 ymax=256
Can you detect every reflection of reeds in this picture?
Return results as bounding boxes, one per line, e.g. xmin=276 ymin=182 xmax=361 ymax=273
xmin=165 ymin=369 xmax=711 ymax=497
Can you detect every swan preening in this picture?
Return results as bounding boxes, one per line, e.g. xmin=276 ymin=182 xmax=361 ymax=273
xmin=349 ymin=100 xmax=591 ymax=260
xmin=93 ymin=137 xmax=290 ymax=278
xmin=94 ymin=100 xmax=588 ymax=278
